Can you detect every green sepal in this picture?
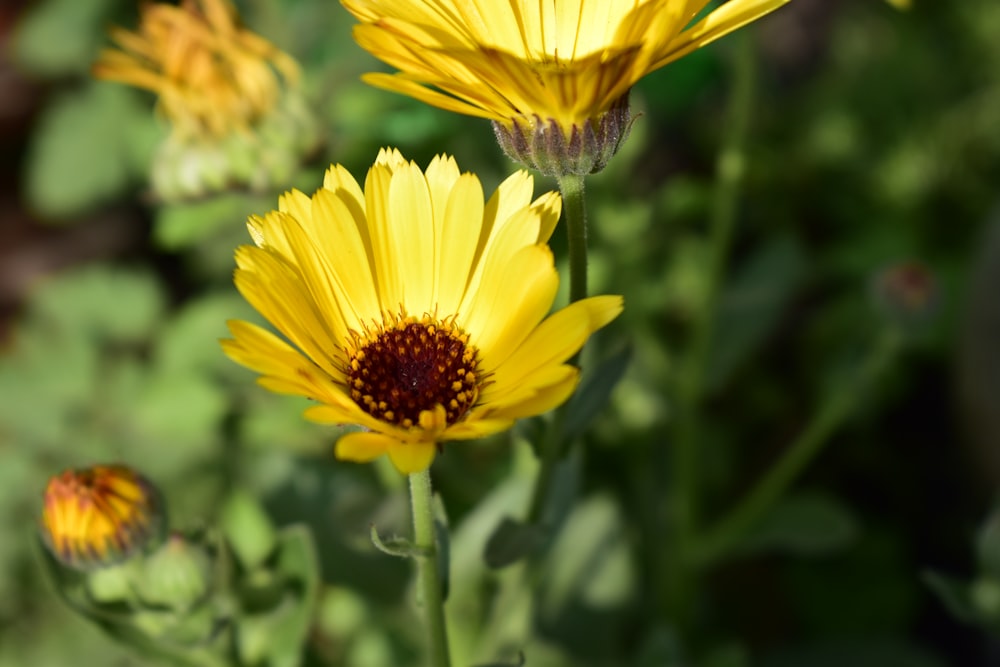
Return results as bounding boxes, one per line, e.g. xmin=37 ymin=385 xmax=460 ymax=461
xmin=369 ymin=524 xmax=426 ymax=559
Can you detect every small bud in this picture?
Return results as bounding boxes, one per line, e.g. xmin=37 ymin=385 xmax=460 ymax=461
xmin=135 ymin=533 xmax=213 ymax=611
xmin=40 ymin=464 xmax=164 ymax=570
xmin=871 ymin=260 xmax=938 ymax=329
xmin=492 ymin=95 xmax=633 ymax=177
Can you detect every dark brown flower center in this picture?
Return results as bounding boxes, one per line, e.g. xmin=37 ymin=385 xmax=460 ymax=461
xmin=347 ymin=318 xmax=480 ymax=429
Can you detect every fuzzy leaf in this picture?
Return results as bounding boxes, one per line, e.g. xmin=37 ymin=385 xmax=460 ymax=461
xmin=738 ymin=493 xmax=859 ymax=557
xmin=707 ymin=236 xmax=806 ymax=392
xmin=483 ymin=517 xmax=546 ymax=570
xmin=26 ymin=83 xmax=157 ymax=219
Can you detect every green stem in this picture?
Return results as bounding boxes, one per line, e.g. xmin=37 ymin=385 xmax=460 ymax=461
xmin=523 ymin=173 xmax=588 ymax=524
xmin=557 ymin=173 xmax=588 ymax=304
xmin=693 ymin=329 xmax=901 ymax=566
xmin=525 ymin=410 xmax=566 ymax=525
xmin=409 ymin=469 xmax=452 ymax=667
xmin=664 ymin=31 xmax=757 ymax=620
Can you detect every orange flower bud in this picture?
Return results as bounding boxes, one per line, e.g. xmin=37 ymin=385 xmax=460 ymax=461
xmin=40 ymin=464 xmax=164 ymax=570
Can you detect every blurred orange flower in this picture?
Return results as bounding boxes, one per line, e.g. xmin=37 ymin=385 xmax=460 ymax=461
xmin=40 ymin=464 xmax=163 ymax=570
xmin=93 ymin=0 xmax=300 ymax=139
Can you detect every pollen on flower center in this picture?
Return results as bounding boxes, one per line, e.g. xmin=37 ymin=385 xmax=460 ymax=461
xmin=347 ymin=316 xmax=481 ymax=429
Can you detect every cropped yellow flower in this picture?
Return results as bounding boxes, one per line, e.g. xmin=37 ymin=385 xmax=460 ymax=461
xmin=93 ymin=0 xmax=300 ymax=139
xmin=40 ymin=465 xmax=163 ymax=570
xmin=342 ymin=0 xmax=791 ymax=173
xmin=223 ymin=149 xmax=623 ymax=474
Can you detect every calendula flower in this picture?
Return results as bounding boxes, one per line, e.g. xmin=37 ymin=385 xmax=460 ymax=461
xmin=40 ymin=464 xmax=163 ymax=570
xmin=222 ymin=148 xmax=623 ymax=474
xmin=93 ymin=0 xmax=318 ymax=200
xmin=342 ymin=0 xmax=790 ymax=175
xmin=93 ymin=0 xmax=299 ymax=139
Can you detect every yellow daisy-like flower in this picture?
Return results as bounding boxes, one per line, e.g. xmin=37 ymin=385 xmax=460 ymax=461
xmin=93 ymin=0 xmax=300 ymax=140
xmin=40 ymin=464 xmax=163 ymax=571
xmin=222 ymin=148 xmax=623 ymax=474
xmin=341 ymin=0 xmax=791 ymax=174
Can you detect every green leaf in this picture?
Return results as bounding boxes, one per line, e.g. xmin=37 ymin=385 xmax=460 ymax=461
xmin=220 ymin=491 xmax=277 ymax=571
xmin=369 ymin=524 xmax=423 ymax=559
xmin=471 ymin=653 xmax=526 ymax=667
xmin=11 ymin=0 xmax=115 ymax=76
xmin=707 ymin=236 xmax=807 ymax=392
xmin=0 ymin=324 xmax=97 ymax=443
xmin=264 ymin=527 xmax=321 ymax=667
xmin=738 ymin=493 xmax=859 ymax=557
xmin=30 ymin=265 xmax=164 ymax=342
xmin=131 ymin=373 xmax=227 ymax=452
xmin=541 ymin=494 xmax=634 ymax=616
xmin=26 ymin=83 xmax=157 ymax=219
xmin=764 ymin=638 xmax=947 ymax=667
xmin=153 ymin=193 xmax=274 ymax=250
xmin=558 ymin=345 xmax=631 ymax=446
xmin=483 ymin=517 xmax=546 ymax=570
xmin=154 ymin=292 xmax=255 ymax=377
xmin=433 ymin=496 xmax=451 ymax=601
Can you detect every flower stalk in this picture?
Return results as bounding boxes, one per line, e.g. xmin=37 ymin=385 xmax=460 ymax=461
xmin=693 ymin=327 xmax=902 ymax=566
xmin=557 ymin=173 xmax=589 ymax=305
xmin=409 ymin=469 xmax=452 ymax=667
xmin=523 ymin=172 xmax=588 ymax=526
xmin=664 ymin=30 xmax=756 ymax=623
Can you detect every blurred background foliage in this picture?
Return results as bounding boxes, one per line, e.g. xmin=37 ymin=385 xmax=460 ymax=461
xmin=2 ymin=0 xmax=1000 ymax=665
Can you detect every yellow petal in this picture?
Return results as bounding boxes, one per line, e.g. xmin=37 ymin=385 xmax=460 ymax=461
xmin=388 ymin=160 xmax=435 ymax=310
xmin=484 ymin=294 xmax=622 ymax=393
xmin=653 ymin=0 xmax=790 ymax=69
xmin=484 ymin=365 xmax=580 ymax=419
xmin=222 ymin=320 xmax=342 ymax=398
xmin=336 ymin=431 xmax=392 ymax=462
xmin=365 ymin=160 xmax=405 ymax=311
xmin=359 ymin=72 xmax=501 ymax=121
xmin=443 ymin=417 xmax=515 ymax=440
xmin=435 ymin=173 xmax=484 ymax=314
xmin=387 ymin=440 xmax=437 ymax=474
xmin=463 ymin=245 xmax=559 ymax=371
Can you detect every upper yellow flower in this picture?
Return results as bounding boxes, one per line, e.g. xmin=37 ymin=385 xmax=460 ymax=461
xmin=222 ymin=149 xmax=623 ymax=474
xmin=40 ymin=464 xmax=163 ymax=570
xmin=93 ymin=0 xmax=300 ymax=140
xmin=342 ymin=0 xmax=790 ymax=172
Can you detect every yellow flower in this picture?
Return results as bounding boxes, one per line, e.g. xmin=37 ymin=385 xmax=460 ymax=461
xmin=341 ymin=0 xmax=790 ymax=174
xmin=222 ymin=149 xmax=623 ymax=474
xmin=93 ymin=0 xmax=300 ymax=140
xmin=40 ymin=464 xmax=163 ymax=570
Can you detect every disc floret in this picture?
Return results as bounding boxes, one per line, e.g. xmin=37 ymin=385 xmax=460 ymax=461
xmin=346 ymin=314 xmax=482 ymax=431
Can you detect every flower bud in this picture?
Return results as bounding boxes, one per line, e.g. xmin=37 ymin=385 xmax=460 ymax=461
xmin=492 ymin=95 xmax=633 ymax=177
xmin=871 ymin=260 xmax=938 ymax=330
xmin=40 ymin=464 xmax=164 ymax=570
xmin=135 ymin=533 xmax=213 ymax=611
